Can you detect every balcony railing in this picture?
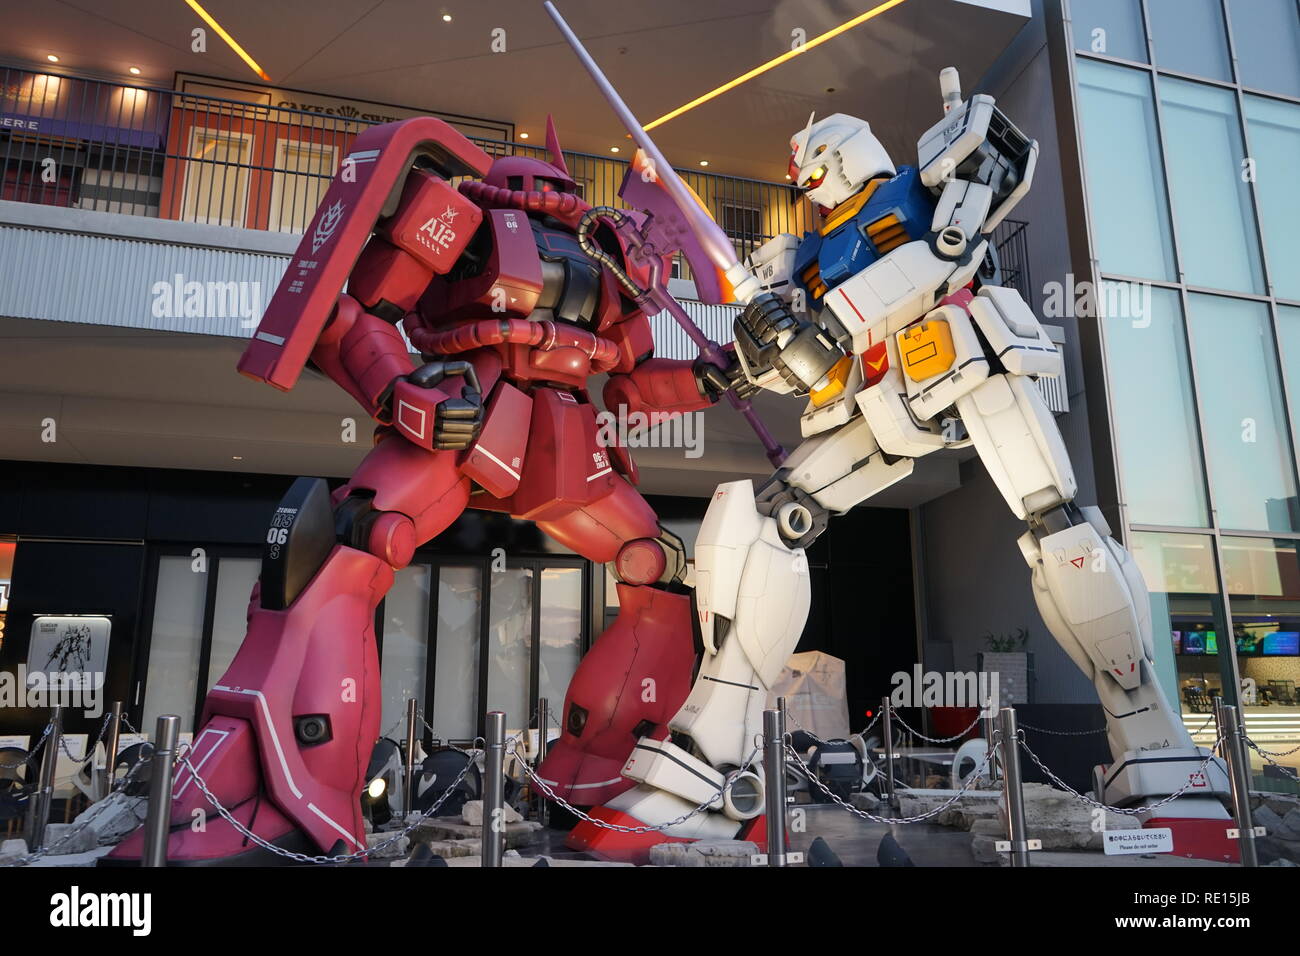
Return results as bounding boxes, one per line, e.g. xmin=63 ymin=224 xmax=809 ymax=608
xmin=0 ymin=65 xmax=1032 ymax=303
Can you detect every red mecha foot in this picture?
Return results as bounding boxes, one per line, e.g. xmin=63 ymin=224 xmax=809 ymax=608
xmin=536 ymin=584 xmax=696 ymax=807
xmin=565 ymin=806 xmax=693 ymax=865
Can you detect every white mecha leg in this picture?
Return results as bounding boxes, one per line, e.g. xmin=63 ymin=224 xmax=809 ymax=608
xmin=609 ymin=416 xmax=912 ymax=835
xmin=955 ymin=369 xmax=1231 ymax=816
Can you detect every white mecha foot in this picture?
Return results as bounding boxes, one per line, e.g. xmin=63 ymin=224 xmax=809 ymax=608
xmin=610 ymin=479 xmax=812 ymax=835
xmin=1020 ymin=507 xmax=1231 ymax=817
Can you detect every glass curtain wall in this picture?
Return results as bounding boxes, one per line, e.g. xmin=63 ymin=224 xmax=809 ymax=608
xmin=1070 ymin=0 xmax=1300 ymax=783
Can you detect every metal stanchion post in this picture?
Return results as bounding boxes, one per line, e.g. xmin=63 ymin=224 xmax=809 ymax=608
xmin=763 ymin=703 xmax=788 ymax=867
xmin=1220 ymin=704 xmax=1259 ymax=868
xmin=983 ymin=697 xmax=999 ymax=783
xmin=998 ymin=707 xmax=1032 ymax=867
xmin=403 ymin=697 xmax=418 ymax=819
xmin=482 ymin=711 xmax=505 ymax=868
xmin=536 ymin=697 xmax=549 ymax=827
xmin=24 ymin=705 xmax=62 ymax=851
xmin=142 ymin=715 xmax=180 ymax=868
xmin=881 ymin=696 xmax=897 ymax=809
xmin=102 ymin=701 xmax=123 ymax=800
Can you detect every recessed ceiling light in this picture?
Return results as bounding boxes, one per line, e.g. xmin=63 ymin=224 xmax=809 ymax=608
xmin=46 ymin=54 xmax=59 ymax=63
xmin=232 ymin=455 xmax=243 ymax=461
xmin=699 ymin=160 xmax=709 ymax=167
xmin=610 ymin=146 xmax=620 ymax=153
xmin=129 ymin=66 xmax=141 ymax=75
xmin=785 ymin=174 xmax=792 ymax=180
xmin=519 ymin=132 xmax=529 ymax=139
xmin=442 ymin=13 xmax=452 ymax=22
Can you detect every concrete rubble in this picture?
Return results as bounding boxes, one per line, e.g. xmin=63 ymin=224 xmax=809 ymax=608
xmin=649 ymin=839 xmax=759 ymax=867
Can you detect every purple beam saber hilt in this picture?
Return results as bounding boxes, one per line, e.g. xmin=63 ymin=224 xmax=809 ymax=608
xmin=604 ymin=214 xmax=788 ymax=468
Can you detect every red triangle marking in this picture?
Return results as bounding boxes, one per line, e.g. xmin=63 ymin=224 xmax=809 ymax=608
xmin=1070 ymin=556 xmax=1085 ymax=568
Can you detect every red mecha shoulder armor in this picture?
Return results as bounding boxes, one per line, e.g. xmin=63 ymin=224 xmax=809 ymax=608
xmin=239 ymin=118 xmax=491 ymax=392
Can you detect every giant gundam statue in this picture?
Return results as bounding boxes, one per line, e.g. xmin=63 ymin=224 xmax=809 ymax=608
xmin=106 ymin=3 xmax=1232 ymax=866
xmin=539 ymin=3 xmax=1233 ymax=863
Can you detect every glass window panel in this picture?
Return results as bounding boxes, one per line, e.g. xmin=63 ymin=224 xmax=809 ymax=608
xmin=205 ymin=557 xmax=260 ymax=692
xmin=379 ymin=564 xmax=430 ymax=737
xmin=1159 ymin=79 xmax=1265 ymax=294
xmin=1147 ymin=0 xmax=1232 ymax=81
xmin=430 ymin=565 xmax=481 ymax=740
xmin=182 ymin=127 xmax=251 ymax=227
xmin=1101 ymin=283 xmax=1209 ymax=526
xmin=1076 ymin=60 xmax=1177 ymax=280
xmin=486 ymin=567 xmax=533 ymax=731
xmin=1223 ymin=537 xmax=1300 ymax=776
xmin=1187 ymin=293 xmax=1299 ymax=532
xmin=1244 ymin=96 xmax=1300 ymax=301
xmin=1227 ymin=0 xmax=1300 ymax=98
xmin=538 ymin=568 xmax=582 ymax=712
xmin=268 ymin=139 xmax=337 ymax=234
xmin=1277 ymin=305 xmax=1300 ymax=453
xmin=142 ymin=556 xmax=207 ymax=734
xmin=1072 ymin=0 xmax=1148 ymax=62
xmin=1130 ymin=531 xmax=1233 ymax=715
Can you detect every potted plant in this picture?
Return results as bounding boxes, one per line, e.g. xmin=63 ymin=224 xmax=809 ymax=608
xmin=978 ymin=627 xmax=1032 ymax=706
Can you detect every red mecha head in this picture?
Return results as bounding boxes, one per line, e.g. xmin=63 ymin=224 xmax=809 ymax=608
xmin=482 ymin=114 xmax=578 ymax=195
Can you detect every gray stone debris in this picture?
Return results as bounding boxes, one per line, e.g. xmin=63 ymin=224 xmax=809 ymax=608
xmin=0 ymin=838 xmax=29 ymax=864
xmin=649 ymin=839 xmax=759 ymax=867
xmin=460 ymin=799 xmax=523 ymax=826
xmin=42 ymin=822 xmax=99 ymax=855
xmin=365 ymin=831 xmax=410 ymax=859
xmin=69 ymin=790 xmax=148 ymax=846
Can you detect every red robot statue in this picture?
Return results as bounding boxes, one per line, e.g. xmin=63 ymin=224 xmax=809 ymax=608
xmin=106 ymin=116 xmax=746 ymax=864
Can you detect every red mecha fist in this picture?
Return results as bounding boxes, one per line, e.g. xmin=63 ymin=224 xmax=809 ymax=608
xmin=385 ymin=360 xmax=484 ymax=451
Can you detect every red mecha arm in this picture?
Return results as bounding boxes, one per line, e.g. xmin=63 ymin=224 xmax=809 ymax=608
xmin=310 ymin=295 xmax=419 ymax=419
xmin=601 ymin=312 xmax=715 ymax=417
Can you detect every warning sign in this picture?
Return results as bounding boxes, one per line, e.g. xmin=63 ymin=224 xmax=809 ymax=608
xmin=1103 ymin=828 xmax=1173 ymax=855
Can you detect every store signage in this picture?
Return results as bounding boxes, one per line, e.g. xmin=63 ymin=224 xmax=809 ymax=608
xmin=26 ymin=614 xmax=111 ymax=690
xmin=175 ymin=73 xmax=511 ymax=142
xmin=1103 ymin=828 xmax=1173 ymax=855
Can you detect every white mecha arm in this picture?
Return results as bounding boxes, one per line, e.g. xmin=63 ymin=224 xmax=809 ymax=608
xmin=734 ymin=235 xmax=806 ymax=396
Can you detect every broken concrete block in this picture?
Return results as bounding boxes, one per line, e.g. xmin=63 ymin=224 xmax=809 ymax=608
xmin=43 ymin=823 xmax=98 ymax=855
xmin=649 ymin=839 xmax=759 ymax=867
xmin=0 ymin=838 xmax=29 ymax=865
xmin=70 ymin=791 xmax=148 ymax=846
xmin=460 ymin=799 xmax=523 ymax=827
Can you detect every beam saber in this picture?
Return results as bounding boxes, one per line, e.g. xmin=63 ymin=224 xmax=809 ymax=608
xmin=545 ymin=0 xmax=786 ymax=466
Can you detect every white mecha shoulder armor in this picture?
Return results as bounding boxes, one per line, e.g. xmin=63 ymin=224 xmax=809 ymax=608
xmin=915 ymin=68 xmax=1039 ymax=233
xmin=745 ymin=234 xmax=802 ymax=303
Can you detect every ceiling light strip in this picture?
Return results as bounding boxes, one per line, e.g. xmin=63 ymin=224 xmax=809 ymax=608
xmin=643 ymin=0 xmax=910 ymax=132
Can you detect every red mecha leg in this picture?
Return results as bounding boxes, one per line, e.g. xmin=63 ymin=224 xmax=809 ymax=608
xmin=533 ymin=479 xmax=697 ymax=811
xmin=105 ymin=438 xmax=469 ymax=865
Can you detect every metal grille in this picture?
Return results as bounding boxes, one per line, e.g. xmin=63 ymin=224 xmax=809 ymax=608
xmin=0 ymin=64 xmax=1031 ymax=296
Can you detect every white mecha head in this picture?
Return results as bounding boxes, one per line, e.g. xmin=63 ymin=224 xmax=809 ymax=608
xmin=788 ymin=112 xmax=896 ymax=209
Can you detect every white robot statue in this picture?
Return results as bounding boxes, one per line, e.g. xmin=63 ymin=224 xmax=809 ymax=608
xmin=605 ymin=69 xmax=1234 ymax=859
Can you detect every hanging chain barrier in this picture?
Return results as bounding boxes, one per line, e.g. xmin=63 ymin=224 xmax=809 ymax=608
xmin=516 ymin=739 xmax=764 ymax=835
xmin=784 ymin=709 xmax=882 ymax=746
xmin=1245 ymin=738 xmax=1300 ymax=782
xmin=0 ymin=717 xmax=55 ymax=771
xmin=177 ymin=737 xmax=494 ymax=866
xmin=1017 ymin=731 xmax=1228 ymax=816
xmin=2 ymin=744 xmax=149 ymax=867
xmin=886 ymin=709 xmax=986 ymax=746
xmin=784 ymin=735 xmax=1000 ymax=825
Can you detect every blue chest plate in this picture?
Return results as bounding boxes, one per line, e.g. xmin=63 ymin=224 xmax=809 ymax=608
xmin=793 ymin=165 xmax=935 ymax=297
